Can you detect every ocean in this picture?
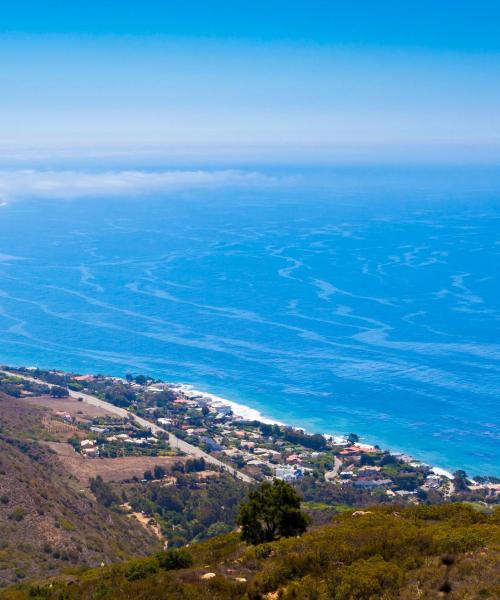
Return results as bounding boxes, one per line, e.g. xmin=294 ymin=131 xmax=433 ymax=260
xmin=0 ymin=165 xmax=499 ymax=476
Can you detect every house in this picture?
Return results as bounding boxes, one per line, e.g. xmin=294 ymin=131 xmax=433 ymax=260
xmin=82 ymin=446 xmax=98 ymax=458
xmin=353 ymin=443 xmax=377 ymax=452
xmin=332 ymin=437 xmax=350 ymax=446
xmin=469 ymin=483 xmax=500 ymax=496
xmin=267 ymin=449 xmax=282 ymax=459
xmin=241 ymin=441 xmax=255 ymax=448
xmin=81 ymin=439 xmax=96 ymax=448
xmin=353 ymin=478 xmax=392 ymax=489
xmin=55 ymin=411 xmax=72 ymax=421
xmin=200 ymin=436 xmax=224 ymax=452
xmin=422 ymin=475 xmax=442 ymax=490
xmin=147 ymin=383 xmax=171 ymax=392
xmin=340 ymin=446 xmax=362 ymax=455
xmin=253 ymin=448 xmax=270 ymax=456
xmin=275 ymin=466 xmax=303 ymax=482
xmin=392 ymin=453 xmax=413 ymax=463
xmin=73 ymin=374 xmax=94 ymax=382
xmin=222 ymin=448 xmax=241 ymax=457
xmin=90 ymin=426 xmax=107 ymax=434
xmin=358 ymin=465 xmax=382 ymax=474
xmin=246 ymin=459 xmax=267 ymax=467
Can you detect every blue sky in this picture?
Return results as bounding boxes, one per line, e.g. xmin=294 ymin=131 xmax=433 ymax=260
xmin=1 ymin=1 xmax=499 ymax=162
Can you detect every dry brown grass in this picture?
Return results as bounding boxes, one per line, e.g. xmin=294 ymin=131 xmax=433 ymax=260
xmin=17 ymin=394 xmax=112 ymax=419
xmin=44 ymin=441 xmax=187 ymax=484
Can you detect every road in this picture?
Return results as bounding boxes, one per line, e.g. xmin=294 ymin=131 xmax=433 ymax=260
xmin=2 ymin=370 xmax=254 ymax=483
xmin=324 ymin=455 xmax=343 ymax=482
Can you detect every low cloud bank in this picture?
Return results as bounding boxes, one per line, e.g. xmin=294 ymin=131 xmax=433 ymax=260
xmin=0 ymin=169 xmax=280 ymax=201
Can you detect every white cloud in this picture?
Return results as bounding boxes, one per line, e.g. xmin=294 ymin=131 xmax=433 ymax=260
xmin=0 ymin=169 xmax=280 ymax=201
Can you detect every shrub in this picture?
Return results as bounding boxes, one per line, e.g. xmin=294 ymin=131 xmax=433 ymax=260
xmin=124 ymin=559 xmax=158 ymax=581
xmin=330 ymin=555 xmax=403 ymax=600
xmin=28 ymin=585 xmax=51 ymax=599
xmin=433 ymin=528 xmax=485 ymax=554
xmin=58 ymin=517 xmax=76 ymax=531
xmin=9 ymin=507 xmax=27 ymax=521
xmin=156 ymin=548 xmax=193 ymax=570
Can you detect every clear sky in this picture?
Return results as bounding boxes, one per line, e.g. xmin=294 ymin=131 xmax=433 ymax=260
xmin=1 ymin=1 xmax=499 ymax=162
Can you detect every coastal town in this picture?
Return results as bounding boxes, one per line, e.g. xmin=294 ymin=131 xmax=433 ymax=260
xmin=2 ymin=366 xmax=498 ymax=509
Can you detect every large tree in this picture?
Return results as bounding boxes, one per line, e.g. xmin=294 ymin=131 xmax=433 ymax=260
xmin=237 ymin=479 xmax=309 ymax=545
xmin=453 ymin=470 xmax=469 ymax=492
xmin=50 ymin=385 xmax=69 ymax=398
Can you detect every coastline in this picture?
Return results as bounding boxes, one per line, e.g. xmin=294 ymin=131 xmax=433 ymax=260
xmin=173 ymin=381 xmax=455 ymax=479
xmin=2 ymin=361 xmax=460 ymax=479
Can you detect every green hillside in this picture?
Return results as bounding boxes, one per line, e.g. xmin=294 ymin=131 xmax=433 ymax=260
xmin=2 ymin=503 xmax=498 ymax=599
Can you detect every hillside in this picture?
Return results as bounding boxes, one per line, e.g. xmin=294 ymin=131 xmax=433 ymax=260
xmin=1 ymin=503 xmax=499 ymax=599
xmin=0 ymin=393 xmax=161 ymax=587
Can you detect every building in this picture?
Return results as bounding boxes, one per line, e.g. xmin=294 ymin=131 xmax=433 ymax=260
xmin=275 ymin=466 xmax=303 ymax=482
xmin=353 ymin=478 xmax=392 ymax=489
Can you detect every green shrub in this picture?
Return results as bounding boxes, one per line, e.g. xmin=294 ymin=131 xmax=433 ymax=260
xmin=330 ymin=555 xmax=403 ymax=600
xmin=433 ymin=528 xmax=485 ymax=554
xmin=124 ymin=558 xmax=158 ymax=581
xmin=156 ymin=548 xmax=193 ymax=570
xmin=9 ymin=507 xmax=27 ymax=521
xmin=28 ymin=585 xmax=52 ymax=599
xmin=58 ymin=517 xmax=76 ymax=531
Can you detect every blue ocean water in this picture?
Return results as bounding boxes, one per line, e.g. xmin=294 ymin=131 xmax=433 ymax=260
xmin=0 ymin=166 xmax=499 ymax=475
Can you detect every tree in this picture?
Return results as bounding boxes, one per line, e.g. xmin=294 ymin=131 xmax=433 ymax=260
xmin=89 ymin=476 xmax=119 ymax=507
xmin=282 ymin=427 xmax=327 ymax=450
xmin=259 ymin=423 xmax=273 ymax=437
xmin=185 ymin=457 xmax=206 ymax=472
xmin=347 ymin=433 xmax=359 ymax=444
xmin=453 ymin=470 xmax=469 ymax=492
xmin=153 ymin=465 xmax=166 ymax=479
xmin=237 ymin=479 xmax=309 ymax=545
xmin=104 ymin=384 xmax=137 ymax=407
xmin=50 ymin=385 xmax=69 ymax=398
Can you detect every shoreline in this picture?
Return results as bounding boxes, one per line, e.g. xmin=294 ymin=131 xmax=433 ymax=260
xmin=172 ymin=381 xmax=455 ymax=479
xmin=4 ymin=362 xmax=460 ymax=479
